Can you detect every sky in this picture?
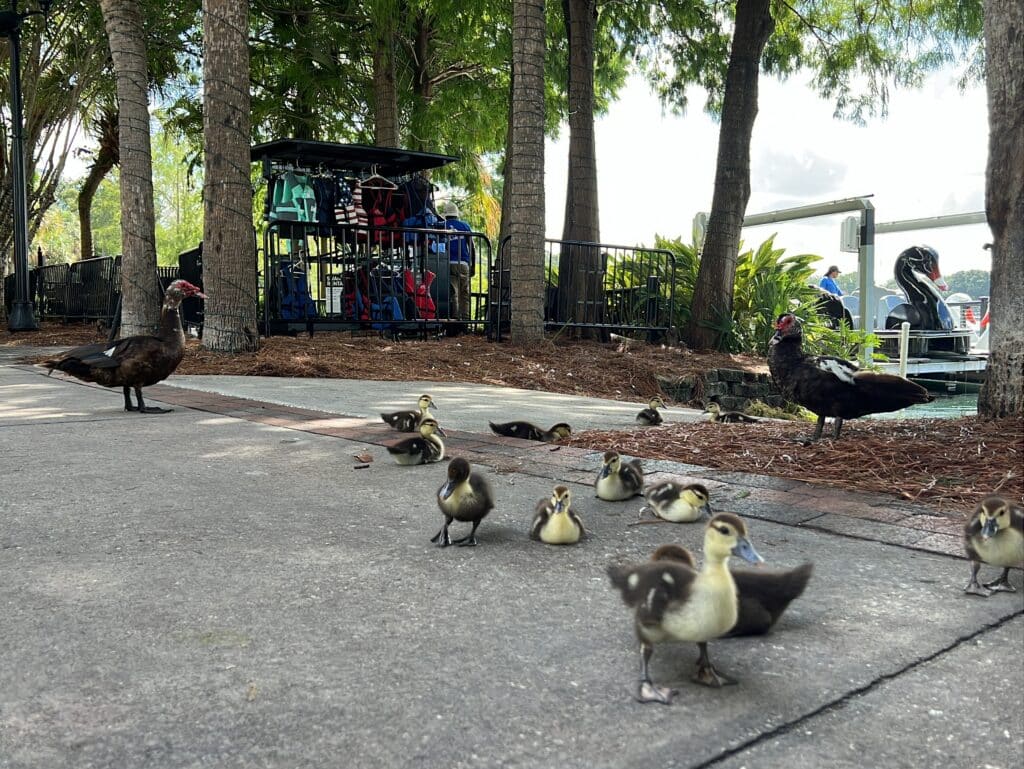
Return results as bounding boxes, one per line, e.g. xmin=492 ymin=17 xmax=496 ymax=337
xmin=544 ymin=67 xmax=992 ymax=281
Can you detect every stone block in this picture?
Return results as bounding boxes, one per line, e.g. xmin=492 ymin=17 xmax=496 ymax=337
xmin=719 ymin=368 xmax=745 ymax=383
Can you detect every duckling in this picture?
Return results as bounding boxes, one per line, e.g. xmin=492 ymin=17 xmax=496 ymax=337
xmin=607 ymin=513 xmax=763 ymax=703
xmin=963 ymin=495 xmax=1024 ymax=596
xmin=386 ymin=417 xmax=446 ymax=465
xmin=651 ymin=544 xmax=812 ymax=637
xmin=595 ymin=451 xmax=644 ymax=501
xmin=432 ymin=457 xmax=495 ymax=547
xmin=381 ymin=394 xmax=437 ymax=432
xmin=637 ymin=482 xmax=712 ymax=523
xmin=489 ymin=420 xmax=572 ymax=443
xmin=703 ymin=402 xmax=760 ymax=423
xmin=636 ymin=396 xmax=666 ymax=426
xmin=530 ymin=485 xmax=584 ymax=545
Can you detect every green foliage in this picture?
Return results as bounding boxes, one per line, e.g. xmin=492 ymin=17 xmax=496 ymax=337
xmin=944 ymin=269 xmax=990 ymax=299
xmin=651 ymin=232 xmax=824 ymax=355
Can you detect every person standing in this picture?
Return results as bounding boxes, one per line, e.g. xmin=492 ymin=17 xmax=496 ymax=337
xmin=819 ymin=265 xmax=843 ymax=296
xmin=438 ymin=200 xmax=475 ymax=328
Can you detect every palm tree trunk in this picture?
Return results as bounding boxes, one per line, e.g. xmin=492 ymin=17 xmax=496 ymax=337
xmin=684 ymin=0 xmax=773 ymax=350
xmin=978 ymin=0 xmax=1024 ymax=418
xmin=509 ymin=0 xmax=547 ymax=343
xmin=201 ymin=0 xmax=259 ymax=353
xmin=100 ymin=0 xmax=161 ymax=335
xmin=557 ymin=0 xmax=602 ymax=337
xmin=372 ymin=22 xmax=400 ymax=147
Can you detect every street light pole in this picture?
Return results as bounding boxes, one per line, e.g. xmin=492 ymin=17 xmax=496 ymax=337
xmin=2 ymin=0 xmax=48 ymax=331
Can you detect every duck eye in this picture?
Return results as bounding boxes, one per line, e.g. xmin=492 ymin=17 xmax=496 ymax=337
xmin=717 ymin=526 xmax=729 ymax=535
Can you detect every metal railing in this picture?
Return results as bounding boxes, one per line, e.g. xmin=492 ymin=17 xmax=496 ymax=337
xmin=489 ymin=238 xmax=677 ymax=342
xmin=3 ymin=255 xmax=122 ymax=323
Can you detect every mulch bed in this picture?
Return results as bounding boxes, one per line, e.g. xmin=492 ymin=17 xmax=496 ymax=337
xmin=567 ymin=417 xmax=1023 ymax=510
xmin=7 ymin=322 xmax=1020 ymax=511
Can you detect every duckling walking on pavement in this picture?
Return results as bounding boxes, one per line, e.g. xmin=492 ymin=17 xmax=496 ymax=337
xmin=595 ymin=451 xmax=644 ymax=501
xmin=636 ymin=396 xmax=666 ymax=426
xmin=433 ymin=457 xmax=495 ymax=547
xmin=381 ymin=394 xmax=436 ymax=432
xmin=386 ymin=417 xmax=446 ymax=465
xmin=651 ymin=544 xmax=812 ymax=637
xmin=530 ymin=486 xmax=584 ymax=545
xmin=607 ymin=513 xmax=763 ymax=703
xmin=637 ymin=481 xmax=712 ymax=523
xmin=963 ymin=495 xmax=1024 ymax=596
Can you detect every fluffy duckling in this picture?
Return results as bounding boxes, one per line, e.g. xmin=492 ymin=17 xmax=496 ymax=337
xmin=607 ymin=513 xmax=763 ymax=703
xmin=386 ymin=417 xmax=446 ymax=465
xmin=595 ymin=451 xmax=644 ymax=501
xmin=638 ymin=481 xmax=712 ymax=523
xmin=381 ymin=394 xmax=437 ymax=432
xmin=530 ymin=485 xmax=584 ymax=545
xmin=652 ymin=544 xmax=812 ymax=637
xmin=488 ymin=420 xmax=572 ymax=442
xmin=963 ymin=495 xmax=1024 ymax=596
xmin=432 ymin=457 xmax=495 ymax=547
xmin=636 ymin=396 xmax=666 ymax=426
xmin=703 ymin=402 xmax=760 ymax=423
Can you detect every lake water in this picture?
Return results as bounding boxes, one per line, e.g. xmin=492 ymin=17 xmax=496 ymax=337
xmin=867 ymin=391 xmax=978 ymax=420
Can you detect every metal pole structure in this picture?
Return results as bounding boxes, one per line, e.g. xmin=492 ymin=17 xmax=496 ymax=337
xmin=3 ymin=1 xmax=39 ymax=330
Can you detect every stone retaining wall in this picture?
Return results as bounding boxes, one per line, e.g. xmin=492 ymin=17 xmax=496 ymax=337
xmin=658 ymin=368 xmax=786 ymax=411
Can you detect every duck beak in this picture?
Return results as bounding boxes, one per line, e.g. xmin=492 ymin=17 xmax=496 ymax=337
xmin=769 ymin=330 xmax=782 ymax=346
xmin=599 ymin=464 xmax=611 ymax=479
xmin=435 ymin=426 xmax=447 ymax=437
xmin=439 ymin=480 xmax=455 ymax=500
xmin=193 ymin=289 xmax=208 ymax=299
xmin=702 ymin=501 xmax=713 ymax=517
xmin=554 ymin=499 xmax=565 ymax=514
xmin=732 ymin=537 xmax=764 ymax=565
xmin=980 ymin=518 xmax=999 ymax=539
xmin=430 ymin=402 xmax=439 ymax=411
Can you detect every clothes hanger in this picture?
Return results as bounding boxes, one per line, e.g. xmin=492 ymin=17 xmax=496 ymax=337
xmin=362 ymin=165 xmax=398 ymax=190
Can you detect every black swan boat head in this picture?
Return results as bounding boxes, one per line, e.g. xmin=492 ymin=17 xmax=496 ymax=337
xmin=885 ymin=245 xmax=954 ymax=331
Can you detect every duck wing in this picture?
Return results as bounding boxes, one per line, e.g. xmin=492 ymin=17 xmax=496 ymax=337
xmin=644 ymin=481 xmax=680 ymax=507
xmin=636 ymin=408 xmax=663 ymax=426
xmin=622 ymin=460 xmax=644 ymax=493
xmin=42 ymin=336 xmax=166 ymax=385
xmin=381 ymin=409 xmax=419 ymax=431
xmin=530 ymin=500 xmax=552 ymax=541
xmin=728 ymin=563 xmax=813 ymax=636
xmin=387 ymin=436 xmax=428 ymax=458
xmin=607 ymin=561 xmax=696 ymax=627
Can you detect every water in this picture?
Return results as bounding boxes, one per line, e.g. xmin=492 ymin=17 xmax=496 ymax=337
xmin=867 ymin=390 xmax=978 ymax=420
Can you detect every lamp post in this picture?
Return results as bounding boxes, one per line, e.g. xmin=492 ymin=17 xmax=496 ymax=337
xmin=1 ymin=0 xmax=49 ymax=331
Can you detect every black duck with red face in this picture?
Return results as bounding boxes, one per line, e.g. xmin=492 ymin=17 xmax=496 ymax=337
xmin=42 ymin=279 xmax=206 ymax=413
xmin=767 ymin=313 xmax=933 ymax=441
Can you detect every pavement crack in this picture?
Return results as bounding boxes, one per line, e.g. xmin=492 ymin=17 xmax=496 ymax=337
xmin=691 ymin=609 xmax=1024 ymax=769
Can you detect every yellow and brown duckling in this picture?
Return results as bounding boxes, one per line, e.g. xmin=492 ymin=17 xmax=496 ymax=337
xmin=489 ymin=420 xmax=572 ymax=443
xmin=638 ymin=481 xmax=712 ymax=523
xmin=607 ymin=513 xmax=763 ymax=703
xmin=530 ymin=485 xmax=584 ymax=545
xmin=636 ymin=396 xmax=666 ymax=426
xmin=963 ymin=495 xmax=1024 ymax=596
xmin=595 ymin=451 xmax=644 ymax=501
xmin=652 ymin=544 xmax=812 ymax=637
xmin=703 ymin=402 xmax=760 ymax=423
xmin=433 ymin=457 xmax=495 ymax=547
xmin=381 ymin=394 xmax=437 ymax=432
xmin=386 ymin=417 xmax=445 ymax=465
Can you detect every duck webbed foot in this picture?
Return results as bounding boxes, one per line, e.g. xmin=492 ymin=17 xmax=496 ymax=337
xmin=133 ymin=387 xmax=172 ymax=414
xmin=984 ymin=568 xmax=1017 ymax=593
xmin=635 ymin=642 xmax=676 ymax=705
xmin=691 ymin=642 xmax=737 ymax=688
xmin=964 ymin=562 xmax=993 ymax=597
xmin=430 ymin=519 xmax=453 ymax=548
xmin=450 ymin=522 xmax=481 ymax=547
xmin=798 ymin=415 xmax=827 ymax=445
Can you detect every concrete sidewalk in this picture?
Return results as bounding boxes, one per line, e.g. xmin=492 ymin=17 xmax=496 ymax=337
xmin=2 ymin=362 xmax=1022 ymax=769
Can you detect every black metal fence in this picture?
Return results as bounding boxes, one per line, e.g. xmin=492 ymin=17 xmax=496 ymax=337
xmin=489 ymin=238 xmax=677 ymax=342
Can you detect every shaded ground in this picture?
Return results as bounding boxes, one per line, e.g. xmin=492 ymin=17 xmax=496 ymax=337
xmin=7 ymin=322 xmax=1019 ymax=511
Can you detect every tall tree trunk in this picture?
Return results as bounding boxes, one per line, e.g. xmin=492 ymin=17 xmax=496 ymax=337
xmin=978 ymin=0 xmax=1024 ymax=418
xmin=408 ymin=9 xmax=433 ymax=153
xmin=78 ymin=108 xmax=120 ymax=261
xmin=100 ymin=0 xmax=161 ymax=335
xmin=202 ymin=0 xmax=259 ymax=353
xmin=372 ymin=21 xmax=400 ymax=147
xmin=684 ymin=0 xmax=773 ymax=350
xmin=557 ymin=0 xmax=602 ymax=337
xmin=509 ymin=0 xmax=546 ymax=344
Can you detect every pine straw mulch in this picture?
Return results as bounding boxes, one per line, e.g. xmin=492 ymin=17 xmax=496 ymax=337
xmin=7 ymin=323 xmax=1020 ymax=510
xmin=566 ymin=416 xmax=1024 ymax=510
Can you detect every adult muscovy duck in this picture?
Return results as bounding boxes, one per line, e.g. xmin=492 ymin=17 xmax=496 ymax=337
xmin=42 ymin=279 xmax=206 ymax=414
xmin=884 ymin=245 xmax=954 ymax=331
xmin=768 ymin=313 xmax=933 ymax=441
